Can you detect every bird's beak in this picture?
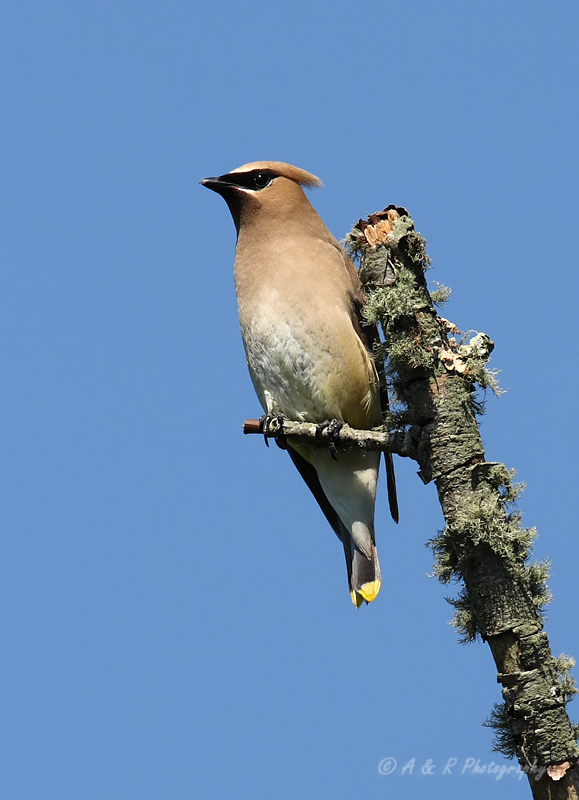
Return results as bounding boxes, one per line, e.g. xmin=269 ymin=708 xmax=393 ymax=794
xmin=200 ymin=176 xmax=239 ymax=198
xmin=200 ymin=175 xmax=241 ymax=231
xmin=200 ymin=177 xmax=222 ymax=192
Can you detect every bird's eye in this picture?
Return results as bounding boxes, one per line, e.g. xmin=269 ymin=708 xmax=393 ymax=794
xmin=253 ymin=172 xmax=272 ymax=189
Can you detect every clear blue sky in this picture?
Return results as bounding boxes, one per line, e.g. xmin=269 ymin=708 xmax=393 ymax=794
xmin=2 ymin=2 xmax=578 ymax=798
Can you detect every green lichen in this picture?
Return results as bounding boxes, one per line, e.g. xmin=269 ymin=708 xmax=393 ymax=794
xmin=484 ymin=702 xmax=519 ymax=758
xmin=342 ymin=230 xmax=365 ymax=263
xmin=431 ymin=282 xmax=452 ymax=307
xmin=399 ymin=223 xmax=432 ymax=271
xmin=484 ymin=656 xmax=579 ymax=759
xmin=428 ymin=467 xmax=551 ymax=641
xmin=555 ymin=654 xmax=579 ymax=706
xmin=457 ymin=332 xmax=504 ymax=397
xmin=527 ymin=561 xmax=553 ymax=612
xmin=347 ymin=209 xmax=579 ymax=771
xmin=448 ymin=589 xmax=479 ymax=644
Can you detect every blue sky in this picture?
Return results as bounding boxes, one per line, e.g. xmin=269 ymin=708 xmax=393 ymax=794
xmin=2 ymin=1 xmax=578 ymax=798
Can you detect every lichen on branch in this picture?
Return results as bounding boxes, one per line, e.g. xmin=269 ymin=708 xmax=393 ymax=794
xmin=245 ymin=205 xmax=579 ymax=796
xmin=345 ymin=206 xmax=579 ymax=796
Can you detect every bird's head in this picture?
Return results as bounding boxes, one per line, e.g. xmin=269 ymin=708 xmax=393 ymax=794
xmin=201 ymin=161 xmax=322 ymax=234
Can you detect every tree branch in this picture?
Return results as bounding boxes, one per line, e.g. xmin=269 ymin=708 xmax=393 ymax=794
xmin=243 ymin=417 xmax=418 ymax=460
xmin=244 ymin=207 xmax=579 ymax=799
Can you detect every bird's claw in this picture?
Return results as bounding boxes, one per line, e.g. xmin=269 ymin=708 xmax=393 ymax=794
xmin=259 ymin=413 xmax=285 ymax=448
xmin=316 ymin=419 xmax=344 ymax=461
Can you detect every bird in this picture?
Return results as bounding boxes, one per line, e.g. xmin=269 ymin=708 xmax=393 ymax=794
xmin=201 ymin=161 xmax=397 ymax=606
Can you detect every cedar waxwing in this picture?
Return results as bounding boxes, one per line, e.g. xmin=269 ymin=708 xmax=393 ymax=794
xmin=201 ymin=161 xmax=397 ymax=606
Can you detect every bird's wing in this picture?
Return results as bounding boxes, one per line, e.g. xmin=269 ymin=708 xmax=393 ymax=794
xmin=286 ymin=445 xmax=343 ymax=540
xmin=287 ymin=445 xmax=381 ymax=606
xmin=342 ymin=253 xmax=399 ymax=524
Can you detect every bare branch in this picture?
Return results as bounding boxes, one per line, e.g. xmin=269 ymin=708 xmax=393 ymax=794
xmin=242 ymin=418 xmax=418 ymax=460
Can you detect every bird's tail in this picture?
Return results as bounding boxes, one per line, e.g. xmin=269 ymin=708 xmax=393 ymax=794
xmin=342 ymin=530 xmax=382 ymax=608
xmin=285 ymin=445 xmax=382 ymax=607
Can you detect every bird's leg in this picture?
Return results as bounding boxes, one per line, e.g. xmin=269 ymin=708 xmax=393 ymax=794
xmin=259 ymin=413 xmax=285 ymax=448
xmin=316 ymin=419 xmax=344 ymax=461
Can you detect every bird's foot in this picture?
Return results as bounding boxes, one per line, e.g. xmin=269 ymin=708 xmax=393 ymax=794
xmin=259 ymin=413 xmax=286 ymax=448
xmin=316 ymin=419 xmax=344 ymax=461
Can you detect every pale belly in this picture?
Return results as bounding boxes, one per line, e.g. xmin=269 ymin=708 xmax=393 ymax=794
xmin=240 ymin=310 xmax=377 ymax=427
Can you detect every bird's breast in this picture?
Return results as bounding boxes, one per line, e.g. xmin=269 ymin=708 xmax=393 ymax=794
xmin=238 ymin=288 xmax=379 ymax=428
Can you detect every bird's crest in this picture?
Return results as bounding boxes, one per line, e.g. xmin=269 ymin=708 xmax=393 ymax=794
xmin=228 ymin=161 xmax=323 ymax=189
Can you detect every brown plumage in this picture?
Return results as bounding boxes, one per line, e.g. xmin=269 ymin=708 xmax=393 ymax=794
xmin=202 ymin=161 xmax=397 ymax=605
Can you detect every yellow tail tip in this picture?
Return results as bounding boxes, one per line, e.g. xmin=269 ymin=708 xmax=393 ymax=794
xmin=350 ymin=580 xmax=381 ymax=607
